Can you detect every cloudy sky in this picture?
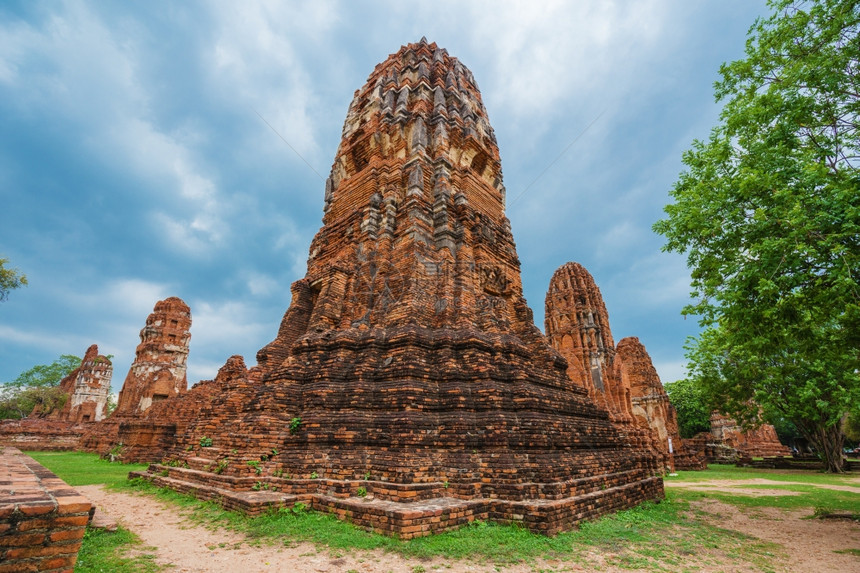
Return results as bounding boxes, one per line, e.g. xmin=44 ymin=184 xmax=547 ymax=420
xmin=0 ymin=1 xmax=769 ymax=392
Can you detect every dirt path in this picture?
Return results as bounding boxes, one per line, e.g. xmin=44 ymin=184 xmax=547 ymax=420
xmin=666 ymin=478 xmax=860 ymax=494
xmin=78 ymin=481 xmax=860 ymax=573
xmin=78 ymin=485 xmax=570 ymax=573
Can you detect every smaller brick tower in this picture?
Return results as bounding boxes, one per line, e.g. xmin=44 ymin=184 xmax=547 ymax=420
xmin=50 ymin=344 xmax=113 ymax=423
xmin=113 ymin=297 xmax=191 ymax=416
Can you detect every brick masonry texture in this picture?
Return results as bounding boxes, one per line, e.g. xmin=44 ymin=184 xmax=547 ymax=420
xmin=706 ymin=412 xmax=791 ymax=460
xmin=121 ymin=39 xmax=665 ymax=536
xmin=78 ymin=296 xmax=192 ymax=453
xmin=545 ymin=262 xmax=705 ymax=473
xmin=0 ymin=447 xmax=92 ymax=572
xmin=49 ymin=345 xmax=112 ymax=423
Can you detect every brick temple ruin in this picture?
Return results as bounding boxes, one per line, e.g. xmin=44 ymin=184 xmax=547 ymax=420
xmin=545 ymin=262 xmax=706 ymax=472
xmin=80 ymin=296 xmax=192 ymax=455
xmin=48 ymin=344 xmax=113 ymax=424
xmin=705 ymin=412 xmax=791 ymax=462
xmin=0 ymin=345 xmax=113 ymax=451
xmin=0 ymin=39 xmax=801 ymax=535
xmin=114 ymin=39 xmax=665 ymax=536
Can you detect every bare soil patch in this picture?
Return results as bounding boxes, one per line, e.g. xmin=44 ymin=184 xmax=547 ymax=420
xmin=79 ymin=479 xmax=860 ymax=572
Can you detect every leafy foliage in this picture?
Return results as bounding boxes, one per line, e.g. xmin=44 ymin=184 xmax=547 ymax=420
xmin=664 ymin=378 xmax=712 ymax=438
xmin=0 ymin=355 xmax=81 ymax=418
xmin=653 ymin=0 xmax=860 ymax=472
xmin=0 ymin=256 xmax=27 ymax=302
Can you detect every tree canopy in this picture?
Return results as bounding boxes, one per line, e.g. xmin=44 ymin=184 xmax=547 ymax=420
xmin=0 ymin=355 xmax=81 ymax=419
xmin=664 ymin=378 xmax=712 ymax=439
xmin=0 ymin=256 xmax=28 ymax=302
xmin=653 ymin=0 xmax=860 ymax=472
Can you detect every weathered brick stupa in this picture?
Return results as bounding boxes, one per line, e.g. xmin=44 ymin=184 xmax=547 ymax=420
xmin=80 ymin=297 xmax=191 ymax=455
xmin=544 ymin=262 xmax=705 ymax=472
xmin=49 ymin=344 xmax=113 ymax=423
xmin=0 ymin=344 xmax=113 ymax=450
xmin=132 ymin=39 xmax=663 ymax=537
xmin=113 ymin=296 xmax=191 ymax=416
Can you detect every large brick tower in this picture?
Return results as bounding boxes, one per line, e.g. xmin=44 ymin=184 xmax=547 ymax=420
xmin=132 ymin=40 xmax=663 ymax=536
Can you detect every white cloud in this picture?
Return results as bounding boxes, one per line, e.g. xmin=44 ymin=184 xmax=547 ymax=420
xmin=0 ymin=3 xmax=227 ymax=256
xmin=205 ymin=0 xmax=340 ymax=163
xmin=653 ymin=360 xmax=687 ymax=384
xmin=0 ymin=324 xmax=89 ymax=353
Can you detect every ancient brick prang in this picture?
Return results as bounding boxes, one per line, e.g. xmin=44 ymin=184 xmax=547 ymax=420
xmin=545 ymin=263 xmax=632 ymax=423
xmin=113 ymin=297 xmax=191 ymax=416
xmin=131 ymin=39 xmax=664 ymax=537
xmin=615 ymin=337 xmax=706 ymax=471
xmin=49 ymin=344 xmax=112 ymax=423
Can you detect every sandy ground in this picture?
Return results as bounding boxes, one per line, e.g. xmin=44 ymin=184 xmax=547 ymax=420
xmin=77 ymin=477 xmax=860 ymax=573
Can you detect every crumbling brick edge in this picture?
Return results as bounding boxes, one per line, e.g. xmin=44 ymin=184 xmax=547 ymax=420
xmin=0 ymin=447 xmax=93 ymax=573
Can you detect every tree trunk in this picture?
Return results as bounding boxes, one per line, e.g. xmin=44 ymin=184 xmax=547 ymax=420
xmin=799 ymin=418 xmax=847 ymax=473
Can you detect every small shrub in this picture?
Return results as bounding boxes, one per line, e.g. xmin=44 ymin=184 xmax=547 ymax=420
xmin=310 ymin=471 xmax=319 ymax=479
xmin=357 ymin=486 xmax=367 ymax=497
xmin=289 ymin=417 xmax=302 ymax=434
xmin=363 ymin=471 xmax=371 ymax=480
xmin=246 ymin=460 xmax=262 ymax=475
xmin=214 ymin=459 xmax=229 ymax=474
xmin=199 ymin=436 xmax=213 ymax=447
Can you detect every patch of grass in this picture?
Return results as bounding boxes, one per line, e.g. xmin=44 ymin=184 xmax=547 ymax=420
xmin=673 ymin=482 xmax=860 ymax=516
xmin=75 ymin=526 xmax=163 ymax=573
xmin=666 ymin=464 xmax=858 ymax=486
xmin=25 ymin=451 xmax=149 ymax=487
xmin=834 ymin=548 xmax=860 ymax=556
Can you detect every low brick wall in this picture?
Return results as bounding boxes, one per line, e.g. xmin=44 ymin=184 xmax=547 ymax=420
xmin=0 ymin=447 xmax=93 ymax=572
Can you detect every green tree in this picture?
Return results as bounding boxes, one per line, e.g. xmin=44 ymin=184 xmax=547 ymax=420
xmin=0 ymin=355 xmax=81 ymax=419
xmin=664 ymin=377 xmax=712 ymax=439
xmin=653 ymin=0 xmax=860 ymax=472
xmin=0 ymin=256 xmax=28 ymax=302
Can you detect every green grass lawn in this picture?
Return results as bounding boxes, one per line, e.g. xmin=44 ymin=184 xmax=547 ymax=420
xmin=25 ymin=451 xmax=162 ymax=573
xmin=27 ymin=450 xmax=148 ymax=487
xmin=31 ymin=452 xmax=860 ymax=572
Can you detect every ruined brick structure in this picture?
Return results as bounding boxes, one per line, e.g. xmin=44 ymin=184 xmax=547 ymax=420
xmin=78 ymin=297 xmax=190 ymax=454
xmin=615 ymin=337 xmax=706 ymax=471
xmin=0 ymin=345 xmax=112 ymax=451
xmin=543 ymin=263 xmax=659 ymax=457
xmin=544 ymin=263 xmax=704 ymax=472
xmin=113 ymin=297 xmax=191 ymax=416
xmin=49 ymin=344 xmax=113 ymax=423
xmin=707 ymin=412 xmax=790 ymax=460
xmin=544 ymin=263 xmax=632 ymax=421
xmin=130 ymin=39 xmax=664 ymax=537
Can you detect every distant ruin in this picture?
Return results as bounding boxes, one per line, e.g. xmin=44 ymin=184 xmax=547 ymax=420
xmin=80 ymin=296 xmax=191 ymax=454
xmin=705 ymin=412 xmax=791 ymax=462
xmin=545 ymin=262 xmax=705 ymax=472
xmin=121 ymin=39 xmax=664 ymax=537
xmin=49 ymin=344 xmax=112 ymax=423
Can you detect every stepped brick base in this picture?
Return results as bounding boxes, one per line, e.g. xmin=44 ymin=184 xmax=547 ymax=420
xmin=131 ymin=463 xmax=663 ymax=538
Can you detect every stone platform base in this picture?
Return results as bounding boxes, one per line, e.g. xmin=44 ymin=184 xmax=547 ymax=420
xmin=130 ymin=464 xmax=664 ymax=538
